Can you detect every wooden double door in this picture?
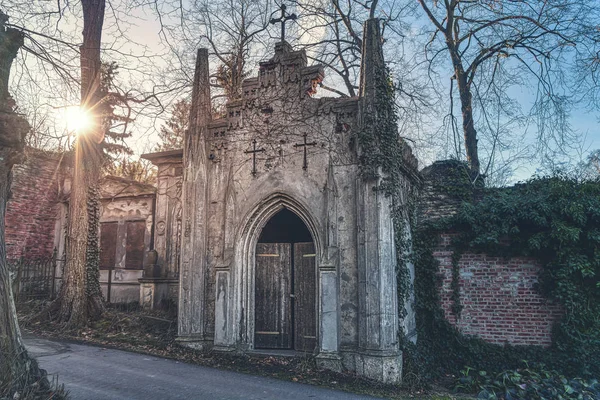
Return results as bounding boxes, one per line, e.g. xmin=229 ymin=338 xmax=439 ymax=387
xmin=254 ymin=242 xmax=317 ymax=352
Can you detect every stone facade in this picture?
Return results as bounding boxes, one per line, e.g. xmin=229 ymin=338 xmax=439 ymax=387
xmin=98 ymin=176 xmax=156 ymax=303
xmin=141 ymin=19 xmax=419 ymax=383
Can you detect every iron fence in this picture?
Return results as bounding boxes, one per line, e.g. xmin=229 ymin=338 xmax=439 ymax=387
xmin=9 ymin=252 xmax=61 ymax=303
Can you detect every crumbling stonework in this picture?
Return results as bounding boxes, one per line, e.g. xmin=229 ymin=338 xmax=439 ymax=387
xmin=98 ymin=176 xmax=155 ymax=303
xmin=145 ymin=19 xmax=419 ymax=383
xmin=140 ymin=150 xmax=183 ymax=307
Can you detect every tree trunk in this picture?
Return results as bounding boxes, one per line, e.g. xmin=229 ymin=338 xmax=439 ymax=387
xmin=0 ymin=155 xmax=49 ymax=397
xmin=85 ymin=162 xmax=105 ymax=318
xmin=447 ymin=37 xmax=481 ymax=177
xmin=52 ymin=0 xmax=106 ymax=327
xmin=54 ymin=136 xmax=94 ymax=326
xmin=0 ymin=12 xmax=53 ymax=397
xmin=81 ymin=0 xmax=106 ymax=319
xmin=455 ymin=71 xmax=480 ymax=177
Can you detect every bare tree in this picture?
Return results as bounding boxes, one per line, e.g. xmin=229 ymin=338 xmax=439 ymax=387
xmin=290 ymin=0 xmax=414 ymax=96
xmin=50 ymin=0 xmax=107 ymax=327
xmin=571 ymin=6 xmax=600 ymax=110
xmin=416 ymin=0 xmax=589 ymax=179
xmin=151 ymin=0 xmax=274 ymax=107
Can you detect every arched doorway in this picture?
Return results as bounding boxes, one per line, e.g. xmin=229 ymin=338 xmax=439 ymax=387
xmin=254 ymin=208 xmax=317 ymax=352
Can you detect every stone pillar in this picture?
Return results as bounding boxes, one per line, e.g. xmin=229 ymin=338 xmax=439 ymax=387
xmin=354 ymin=18 xmax=403 ymax=384
xmin=355 ymin=176 xmax=402 ymax=384
xmin=316 ymin=162 xmax=342 ymax=370
xmin=316 ymin=267 xmax=342 ymax=370
xmin=153 ymin=172 xmax=170 ymax=271
xmin=177 ymin=48 xmax=212 ymax=349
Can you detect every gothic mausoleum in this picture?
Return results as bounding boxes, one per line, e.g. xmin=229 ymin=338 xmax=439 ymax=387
xmin=142 ymin=19 xmax=419 ymax=383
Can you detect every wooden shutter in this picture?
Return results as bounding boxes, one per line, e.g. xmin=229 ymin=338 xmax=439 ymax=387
xmin=99 ymin=222 xmax=118 ymax=270
xmin=125 ymin=221 xmax=146 ymax=269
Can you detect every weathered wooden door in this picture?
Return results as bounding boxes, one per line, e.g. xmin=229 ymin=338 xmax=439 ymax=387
xmin=293 ymin=242 xmax=317 ymax=352
xmin=254 ymin=243 xmax=292 ymax=349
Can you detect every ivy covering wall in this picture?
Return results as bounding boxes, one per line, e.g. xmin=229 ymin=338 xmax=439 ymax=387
xmin=412 ymin=169 xmax=600 ymax=380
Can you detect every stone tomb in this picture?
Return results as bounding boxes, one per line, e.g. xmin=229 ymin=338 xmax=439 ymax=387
xmin=149 ymin=20 xmax=418 ymax=383
xmin=97 ymin=176 xmax=156 ymax=303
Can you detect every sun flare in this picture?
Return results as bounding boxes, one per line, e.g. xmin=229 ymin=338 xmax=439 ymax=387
xmin=64 ymin=106 xmax=93 ymax=134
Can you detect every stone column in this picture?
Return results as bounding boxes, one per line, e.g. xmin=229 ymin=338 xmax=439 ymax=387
xmin=316 ymin=162 xmax=342 ymax=370
xmin=213 ymin=178 xmax=236 ymax=350
xmin=177 ymin=48 xmax=212 ymax=349
xmin=317 ymin=266 xmax=341 ymax=369
xmin=354 ymin=18 xmax=403 ymax=383
xmin=355 ymin=176 xmax=402 ymax=383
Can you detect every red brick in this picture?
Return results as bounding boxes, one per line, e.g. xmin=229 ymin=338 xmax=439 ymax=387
xmin=5 ymin=149 xmax=68 ymax=261
xmin=435 ymin=233 xmax=563 ymax=347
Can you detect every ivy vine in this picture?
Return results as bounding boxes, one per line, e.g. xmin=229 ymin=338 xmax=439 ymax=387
xmin=413 ymin=174 xmax=600 ymax=381
xmin=352 ymin=38 xmax=599 ymax=385
xmin=355 ymin=60 xmax=415 ymax=324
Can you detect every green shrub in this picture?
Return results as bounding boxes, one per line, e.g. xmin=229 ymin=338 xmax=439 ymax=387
xmin=454 ymin=363 xmax=600 ymax=400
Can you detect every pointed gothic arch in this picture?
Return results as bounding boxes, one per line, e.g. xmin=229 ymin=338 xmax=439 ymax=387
xmin=232 ymin=193 xmax=322 ymax=350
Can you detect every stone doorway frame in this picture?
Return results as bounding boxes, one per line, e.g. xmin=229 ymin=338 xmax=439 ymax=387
xmin=233 ymin=193 xmax=322 ymax=351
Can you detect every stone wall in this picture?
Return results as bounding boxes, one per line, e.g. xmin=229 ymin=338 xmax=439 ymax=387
xmin=5 ymin=149 xmax=68 ymax=260
xmin=433 ymin=233 xmax=563 ymax=347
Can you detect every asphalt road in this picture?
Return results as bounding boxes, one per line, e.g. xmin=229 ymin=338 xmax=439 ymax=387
xmin=25 ymin=337 xmax=380 ymax=400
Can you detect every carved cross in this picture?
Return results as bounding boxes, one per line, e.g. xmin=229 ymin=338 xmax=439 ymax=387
xmin=244 ymin=139 xmax=265 ymax=176
xmin=293 ymin=133 xmax=317 ymax=170
xmin=270 ymin=4 xmax=297 ymax=42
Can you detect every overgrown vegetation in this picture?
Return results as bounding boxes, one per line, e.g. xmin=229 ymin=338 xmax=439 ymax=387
xmin=0 ymin=363 xmax=67 ymax=400
xmin=351 ymin=20 xmax=600 ymax=398
xmin=455 ymin=363 xmax=599 ymax=400
xmin=410 ymin=174 xmax=600 ymax=396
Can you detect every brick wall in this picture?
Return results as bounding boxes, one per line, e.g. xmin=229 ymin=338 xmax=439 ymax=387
xmin=434 ymin=233 xmax=563 ymax=347
xmin=5 ymin=149 xmax=68 ymax=260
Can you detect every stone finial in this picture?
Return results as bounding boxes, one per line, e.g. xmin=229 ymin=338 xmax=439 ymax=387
xmin=359 ymin=19 xmax=384 ymax=103
xmin=188 ymin=48 xmax=211 ymax=138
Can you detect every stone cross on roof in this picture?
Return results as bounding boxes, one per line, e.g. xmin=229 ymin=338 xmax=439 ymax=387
xmin=270 ymin=4 xmax=297 ymax=42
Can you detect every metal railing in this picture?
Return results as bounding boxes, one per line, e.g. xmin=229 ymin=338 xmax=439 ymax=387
xmin=9 ymin=252 xmax=61 ymax=303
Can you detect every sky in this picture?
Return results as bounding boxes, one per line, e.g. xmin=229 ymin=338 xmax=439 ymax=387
xmin=7 ymin=1 xmax=599 ymax=183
